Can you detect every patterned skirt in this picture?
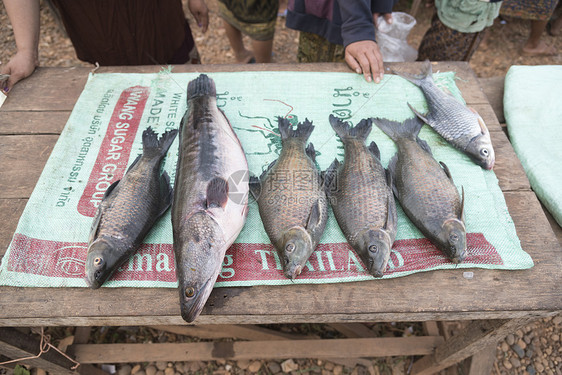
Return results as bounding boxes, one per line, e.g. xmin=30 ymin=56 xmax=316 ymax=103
xmin=218 ymin=0 xmax=278 ymax=41
xmin=417 ymin=13 xmax=484 ymax=62
xmin=500 ymin=0 xmax=559 ymax=21
xmin=297 ymin=32 xmax=345 ymax=63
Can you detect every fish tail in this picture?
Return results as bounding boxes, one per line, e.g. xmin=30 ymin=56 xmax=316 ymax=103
xmin=372 ymin=117 xmax=424 ymax=142
xmin=186 ymin=74 xmax=216 ymax=100
xmin=278 ymin=116 xmax=314 ymax=141
xmin=329 ymin=115 xmax=372 ymax=142
xmin=392 ymin=60 xmax=433 ymax=86
xmin=142 ymin=127 xmax=179 ymax=161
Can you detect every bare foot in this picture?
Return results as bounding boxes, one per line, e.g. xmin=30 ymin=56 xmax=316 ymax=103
xmin=235 ymin=50 xmax=255 ymax=64
xmin=521 ymin=41 xmax=558 ymax=56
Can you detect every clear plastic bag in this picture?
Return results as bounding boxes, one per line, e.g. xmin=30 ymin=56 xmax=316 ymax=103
xmin=375 ymin=12 xmax=418 ymax=62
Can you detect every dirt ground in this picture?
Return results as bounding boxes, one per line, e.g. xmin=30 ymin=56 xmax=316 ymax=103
xmin=1 ymin=0 xmax=561 ymax=77
xmin=1 ymin=1 xmax=561 ymax=375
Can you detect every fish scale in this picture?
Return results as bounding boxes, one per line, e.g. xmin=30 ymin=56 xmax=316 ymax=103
xmin=85 ymin=127 xmax=178 ymax=289
xmin=172 ymin=74 xmax=249 ymax=323
xmin=373 ymin=117 xmax=466 ymax=264
xmin=394 ymin=60 xmax=495 ymax=170
xmin=251 ymin=117 xmax=328 ymax=279
xmin=325 ymin=115 xmax=397 ymax=277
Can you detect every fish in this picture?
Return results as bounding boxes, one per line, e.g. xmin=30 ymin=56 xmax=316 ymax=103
xmin=172 ymin=74 xmax=249 ymax=323
xmin=85 ymin=126 xmax=178 ymax=289
xmin=372 ymin=117 xmax=467 ymax=263
xmin=250 ymin=117 xmax=328 ymax=279
xmin=324 ymin=115 xmax=397 ymax=277
xmin=393 ymin=60 xmax=495 ymax=170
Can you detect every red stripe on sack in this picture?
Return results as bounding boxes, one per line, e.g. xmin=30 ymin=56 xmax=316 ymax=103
xmin=5 ymin=232 xmax=503 ymax=283
xmin=77 ymin=86 xmax=150 ymax=217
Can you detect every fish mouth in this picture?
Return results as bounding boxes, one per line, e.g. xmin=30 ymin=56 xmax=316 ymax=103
xmin=85 ymin=269 xmax=105 ymax=289
xmin=450 ymin=249 xmax=466 ymax=264
xmin=179 ymin=278 xmax=213 ymax=323
xmin=284 ymin=264 xmax=303 ymax=280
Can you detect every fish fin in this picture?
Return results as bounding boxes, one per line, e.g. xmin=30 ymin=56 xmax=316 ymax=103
xmin=439 ymin=161 xmax=453 ymax=181
xmin=328 ymin=115 xmax=372 ymax=142
xmin=368 ymin=141 xmax=381 ymax=160
xmin=88 ymin=206 xmax=103 ymax=244
xmin=259 ymin=159 xmax=277 ymax=181
xmin=126 ymin=154 xmax=142 ymax=173
xmin=278 ymin=116 xmax=314 ymax=141
xmin=391 ymin=59 xmax=432 ymax=86
xmin=323 ymin=159 xmax=340 ymax=196
xmin=476 ymin=115 xmax=490 ymax=135
xmin=249 ymin=175 xmax=261 ymax=200
xmin=305 ymin=198 xmax=326 ymax=236
xmin=158 ymin=171 xmax=173 ymax=216
xmin=459 ymin=186 xmax=465 ymax=222
xmin=383 ymin=189 xmax=396 ymax=232
xmin=142 ymin=127 xmax=179 ymax=161
xmin=373 ymin=117 xmax=424 ymax=142
xmin=206 ymin=177 xmax=229 ymax=209
xmin=103 ymin=179 xmax=120 ymax=199
xmin=187 ymin=74 xmax=216 ymax=100
xmin=387 ymin=155 xmax=399 ymax=197
xmin=305 ymin=143 xmax=316 ymax=162
xmin=407 ymin=103 xmax=430 ymax=124
xmin=417 ymin=137 xmax=433 ymax=155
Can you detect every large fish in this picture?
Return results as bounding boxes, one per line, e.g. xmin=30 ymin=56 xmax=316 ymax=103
xmin=172 ymin=74 xmax=249 ymax=323
xmin=85 ymin=127 xmax=178 ymax=289
xmin=393 ymin=60 xmax=495 ymax=170
xmin=324 ymin=115 xmax=397 ymax=277
xmin=250 ymin=117 xmax=328 ymax=279
xmin=373 ymin=117 xmax=466 ymax=263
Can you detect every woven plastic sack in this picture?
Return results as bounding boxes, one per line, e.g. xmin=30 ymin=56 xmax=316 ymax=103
xmin=375 ymin=12 xmax=418 ymax=62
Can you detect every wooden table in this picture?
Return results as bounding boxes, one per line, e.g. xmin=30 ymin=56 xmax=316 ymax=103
xmin=1 ymin=62 xmax=560 ymax=375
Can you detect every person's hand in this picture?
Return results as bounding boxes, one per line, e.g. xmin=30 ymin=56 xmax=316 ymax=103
xmin=373 ymin=12 xmax=393 ymax=29
xmin=344 ymin=40 xmax=384 ymax=83
xmin=188 ymin=0 xmax=209 ymax=33
xmin=1 ymin=49 xmax=38 ymax=94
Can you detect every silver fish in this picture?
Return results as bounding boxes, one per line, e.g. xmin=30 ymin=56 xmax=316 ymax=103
xmin=373 ymin=117 xmax=467 ymax=263
xmin=250 ymin=117 xmax=328 ymax=279
xmin=393 ymin=60 xmax=495 ymax=170
xmin=85 ymin=127 xmax=178 ymax=288
xmin=325 ymin=115 xmax=397 ymax=277
xmin=172 ymin=74 xmax=249 ymax=323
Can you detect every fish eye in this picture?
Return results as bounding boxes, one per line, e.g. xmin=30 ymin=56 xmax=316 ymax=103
xmin=480 ymin=148 xmax=489 ymax=156
xmin=368 ymin=245 xmax=378 ymax=253
xmin=94 ymin=257 xmax=103 ymax=266
xmin=285 ymin=243 xmax=295 ymax=253
xmin=450 ymin=234 xmax=459 ymax=242
xmin=185 ymin=287 xmax=196 ymax=298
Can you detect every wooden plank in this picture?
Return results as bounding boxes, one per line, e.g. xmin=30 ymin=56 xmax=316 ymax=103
xmin=423 ymin=322 xmax=440 ymax=337
xmin=0 ymin=62 xmax=484 ymax=112
xmin=467 ymin=344 xmax=497 ymax=375
xmin=0 ymin=199 xmax=27 ymax=257
xmin=0 ymin=310 xmax=556 ymax=328
xmin=477 ymin=77 xmax=505 ymax=124
xmin=71 ymin=336 xmax=444 ymax=363
xmin=490 ymin=130 xmax=531 ymax=192
xmin=0 ymin=135 xmax=58 ymax=199
xmin=0 ymin=328 xmax=77 ymax=375
xmin=411 ymin=318 xmax=534 ymax=375
xmin=148 ymin=325 xmax=312 ymax=341
xmin=0 ymin=111 xmax=69 ymax=135
xmin=326 ymin=323 xmax=378 ymax=338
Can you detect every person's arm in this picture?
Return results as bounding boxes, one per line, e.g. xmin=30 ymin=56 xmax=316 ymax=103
xmin=337 ymin=0 xmax=383 ymax=83
xmin=1 ymin=0 xmax=40 ymax=94
xmin=187 ymin=0 xmax=209 ymax=33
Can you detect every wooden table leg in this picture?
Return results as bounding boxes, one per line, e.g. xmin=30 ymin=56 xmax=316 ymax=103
xmin=0 ymin=327 xmax=78 ymax=375
xmin=411 ymin=317 xmax=541 ymax=375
